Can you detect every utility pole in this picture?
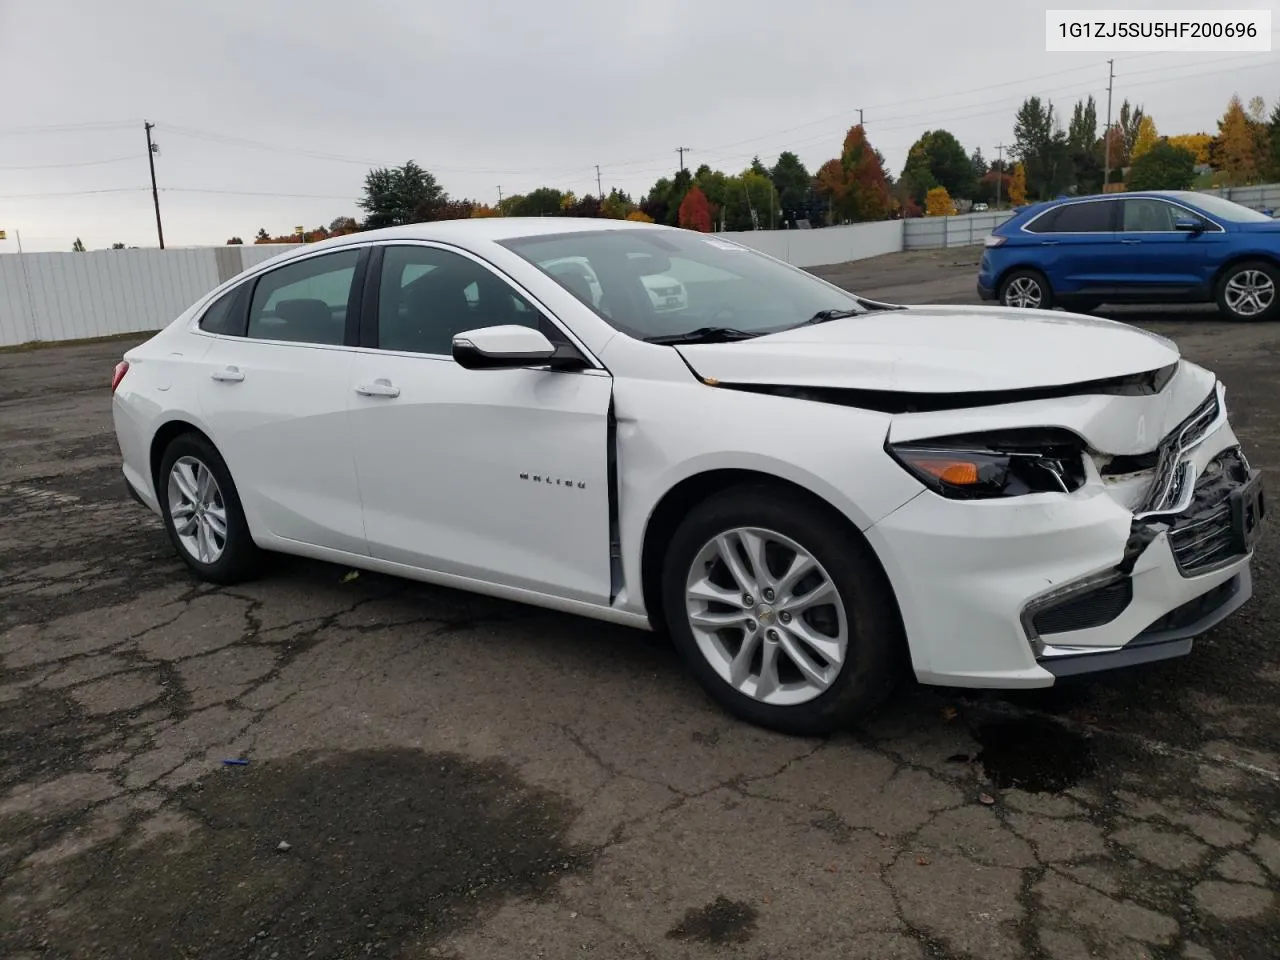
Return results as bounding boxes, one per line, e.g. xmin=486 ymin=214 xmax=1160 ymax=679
xmin=1103 ymin=59 xmax=1115 ymax=190
xmin=995 ymin=143 xmax=1005 ymax=208
xmin=595 ymin=165 xmax=603 ymax=199
xmin=144 ymin=122 xmax=164 ymax=249
xmin=497 ymin=186 xmax=503 ymax=206
xmin=675 ymin=146 xmax=691 ymax=171
xmin=857 ymin=108 xmax=864 ymax=126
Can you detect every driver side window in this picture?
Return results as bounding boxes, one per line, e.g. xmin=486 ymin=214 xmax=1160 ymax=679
xmin=375 ymin=245 xmax=544 ymax=355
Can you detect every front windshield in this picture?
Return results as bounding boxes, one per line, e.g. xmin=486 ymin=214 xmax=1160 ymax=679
xmin=1175 ymin=192 xmax=1274 ymax=223
xmin=498 ymin=228 xmax=865 ymax=341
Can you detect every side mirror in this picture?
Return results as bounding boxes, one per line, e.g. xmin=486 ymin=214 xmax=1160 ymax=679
xmin=452 ymin=325 xmax=558 ymax=370
xmin=1174 ymin=218 xmax=1203 ymax=233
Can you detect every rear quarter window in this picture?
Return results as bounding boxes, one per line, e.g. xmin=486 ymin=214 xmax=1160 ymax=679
xmin=198 ymin=286 xmax=247 ymax=336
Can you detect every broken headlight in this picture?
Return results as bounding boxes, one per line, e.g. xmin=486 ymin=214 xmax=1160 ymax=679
xmin=888 ymin=428 xmax=1088 ymax=500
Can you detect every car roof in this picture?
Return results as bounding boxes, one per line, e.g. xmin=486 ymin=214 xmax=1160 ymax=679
xmin=327 ymin=216 xmax=666 ymax=248
xmin=242 ymin=216 xmax=672 ymax=274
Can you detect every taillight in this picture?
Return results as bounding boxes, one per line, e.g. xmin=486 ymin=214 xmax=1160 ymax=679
xmin=111 ymin=360 xmax=129 ymax=393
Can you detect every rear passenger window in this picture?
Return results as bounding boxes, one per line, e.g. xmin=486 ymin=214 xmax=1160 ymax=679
xmin=1047 ymin=201 xmax=1115 ymax=233
xmin=198 ymin=288 xmax=245 ymax=336
xmin=247 ymin=250 xmax=360 ymax=345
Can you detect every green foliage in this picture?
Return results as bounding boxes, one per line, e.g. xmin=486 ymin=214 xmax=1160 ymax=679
xmin=769 ymin=151 xmax=811 ymax=217
xmin=504 ymin=187 xmax=567 ymax=217
xmin=1269 ymin=100 xmax=1280 ymax=180
xmin=1012 ymin=98 xmax=1072 ymax=200
xmin=358 ymin=160 xmax=445 ymax=228
xmin=900 ymin=129 xmax=975 ymax=201
xmin=71 ymin=238 xmax=85 ymax=252
xmin=599 ymin=188 xmax=636 ymax=219
xmin=1127 ymin=139 xmax=1197 ymax=191
xmin=1067 ymin=96 xmax=1098 ymax=154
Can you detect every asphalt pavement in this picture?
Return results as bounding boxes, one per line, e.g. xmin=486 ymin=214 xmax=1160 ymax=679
xmin=1 ymin=250 xmax=1277 ymax=960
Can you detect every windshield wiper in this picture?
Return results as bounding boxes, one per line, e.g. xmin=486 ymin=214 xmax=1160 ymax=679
xmin=799 ymin=308 xmax=861 ymax=326
xmin=644 ymin=326 xmax=760 ymax=345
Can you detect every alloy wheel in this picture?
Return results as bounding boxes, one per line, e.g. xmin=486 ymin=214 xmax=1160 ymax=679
xmin=683 ymin=526 xmax=848 ymax=706
xmin=1224 ymin=270 xmax=1276 ymax=318
xmin=1004 ymin=276 xmax=1042 ymax=308
xmin=167 ymin=455 xmax=228 ymax=564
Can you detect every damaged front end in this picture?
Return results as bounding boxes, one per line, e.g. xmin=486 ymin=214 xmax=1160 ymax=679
xmin=1020 ymin=380 xmax=1266 ymax=672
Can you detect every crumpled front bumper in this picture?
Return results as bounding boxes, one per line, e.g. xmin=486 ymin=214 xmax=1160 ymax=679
xmin=863 ymin=383 xmax=1265 ymax=689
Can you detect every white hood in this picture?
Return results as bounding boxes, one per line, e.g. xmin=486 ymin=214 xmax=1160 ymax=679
xmin=675 ymin=304 xmax=1180 ymax=394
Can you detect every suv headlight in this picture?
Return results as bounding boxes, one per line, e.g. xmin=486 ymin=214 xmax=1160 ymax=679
xmin=887 ymin=428 xmax=1087 ymax=500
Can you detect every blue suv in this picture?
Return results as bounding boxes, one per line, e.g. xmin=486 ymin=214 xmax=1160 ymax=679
xmin=977 ymin=191 xmax=1280 ymax=321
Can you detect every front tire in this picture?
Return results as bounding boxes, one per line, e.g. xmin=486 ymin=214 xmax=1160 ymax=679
xmin=1217 ymin=260 xmax=1278 ymax=321
xmin=660 ymin=484 xmax=903 ymax=736
xmin=158 ymin=433 xmax=262 ymax=585
xmin=999 ymin=268 xmax=1054 ymax=310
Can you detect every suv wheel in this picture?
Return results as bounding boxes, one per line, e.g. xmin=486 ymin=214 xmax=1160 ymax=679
xmin=999 ymin=269 xmax=1053 ymax=310
xmin=660 ymin=484 xmax=903 ymax=735
xmin=1217 ymin=261 xmax=1278 ymax=321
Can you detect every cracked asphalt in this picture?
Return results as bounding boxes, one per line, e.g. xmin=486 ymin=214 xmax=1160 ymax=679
xmin=2 ymin=249 xmax=1278 ymax=960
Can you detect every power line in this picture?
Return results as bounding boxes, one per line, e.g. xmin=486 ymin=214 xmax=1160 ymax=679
xmin=161 ymin=187 xmax=359 ymax=200
xmin=0 ymin=187 xmax=148 ymax=200
xmin=0 ymin=120 xmax=140 ymax=136
xmin=0 ymin=155 xmax=137 ymax=170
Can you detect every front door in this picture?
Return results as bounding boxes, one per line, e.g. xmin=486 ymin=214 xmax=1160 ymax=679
xmin=346 ymin=242 xmax=614 ymax=603
xmin=1115 ymin=197 xmax=1215 ymax=296
xmin=196 ymin=247 xmax=367 ymax=555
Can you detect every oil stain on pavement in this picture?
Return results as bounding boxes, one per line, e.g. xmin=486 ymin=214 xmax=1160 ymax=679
xmin=973 ymin=715 xmax=1097 ymax=793
xmin=1 ymin=748 xmax=591 ymax=959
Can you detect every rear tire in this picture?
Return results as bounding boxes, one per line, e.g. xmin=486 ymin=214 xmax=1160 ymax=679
xmin=1216 ymin=260 xmax=1279 ymax=322
xmin=999 ymin=269 xmax=1054 ymax=310
xmin=158 ymin=433 xmax=262 ymax=585
xmin=660 ymin=484 xmax=903 ymax=736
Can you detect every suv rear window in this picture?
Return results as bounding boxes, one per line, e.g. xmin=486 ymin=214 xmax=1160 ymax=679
xmin=1043 ymin=201 xmax=1115 ymax=233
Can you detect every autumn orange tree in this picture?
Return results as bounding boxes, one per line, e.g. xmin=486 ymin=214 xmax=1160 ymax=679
xmin=924 ymin=186 xmax=956 ymax=216
xmin=1168 ymin=133 xmax=1211 ymax=166
xmin=678 ymin=185 xmax=713 ymax=232
xmin=813 ymin=125 xmax=892 ymax=224
xmin=1210 ymin=95 xmax=1260 ymax=186
xmin=1130 ymin=115 xmax=1159 ymax=161
xmin=1008 ymin=163 xmax=1028 ymax=205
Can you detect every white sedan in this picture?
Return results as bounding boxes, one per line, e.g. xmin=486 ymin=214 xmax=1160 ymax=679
xmin=111 ymin=218 xmax=1266 ymax=734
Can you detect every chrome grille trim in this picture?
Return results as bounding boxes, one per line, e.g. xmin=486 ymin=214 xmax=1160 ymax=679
xmin=1134 ymin=382 xmax=1225 ymax=519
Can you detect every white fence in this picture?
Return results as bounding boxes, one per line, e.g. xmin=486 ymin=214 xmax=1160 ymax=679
xmin=719 ymin=219 xmax=905 ymax=268
xmin=904 ymin=211 xmax=1015 ymax=250
xmin=2 ymin=183 xmax=1277 ymax=347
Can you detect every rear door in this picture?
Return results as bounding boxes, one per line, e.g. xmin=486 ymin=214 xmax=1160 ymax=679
xmin=197 ymin=247 xmax=368 ymax=555
xmin=1115 ymin=197 xmax=1217 ymax=296
xmin=346 ymin=242 xmax=614 ymax=603
xmin=1025 ymin=199 xmax=1120 ymax=295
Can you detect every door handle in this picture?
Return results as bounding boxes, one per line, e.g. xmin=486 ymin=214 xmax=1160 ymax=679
xmin=210 ymin=366 xmax=244 ymax=382
xmin=1121 ymin=239 xmax=1142 ymax=245
xmin=355 ymin=378 xmax=400 ymax=398
xmin=1039 ymin=241 xmax=1059 ymax=246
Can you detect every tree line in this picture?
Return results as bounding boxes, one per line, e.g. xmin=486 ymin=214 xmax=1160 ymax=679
xmin=246 ymin=91 xmax=1280 ymax=244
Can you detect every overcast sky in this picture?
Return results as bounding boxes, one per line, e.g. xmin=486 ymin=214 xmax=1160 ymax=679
xmin=0 ymin=0 xmax=1276 ymax=251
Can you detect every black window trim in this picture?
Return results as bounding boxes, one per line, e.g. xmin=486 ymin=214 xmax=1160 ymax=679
xmin=358 ymin=239 xmax=603 ymax=369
